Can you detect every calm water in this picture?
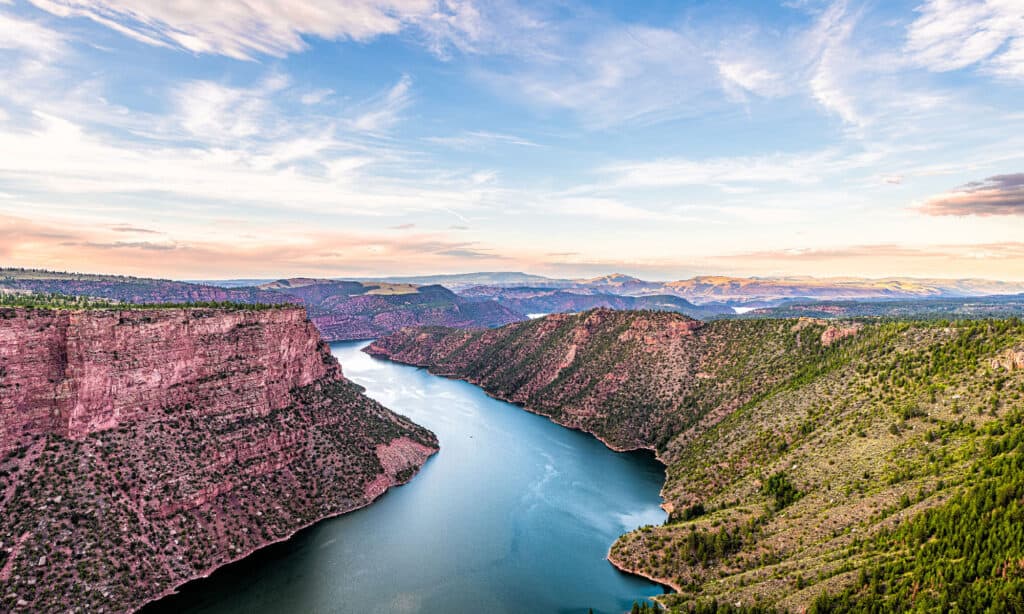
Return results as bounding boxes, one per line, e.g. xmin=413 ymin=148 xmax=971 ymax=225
xmin=144 ymin=341 xmax=667 ymax=614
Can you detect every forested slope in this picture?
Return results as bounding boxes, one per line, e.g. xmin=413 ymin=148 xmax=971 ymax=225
xmin=368 ymin=310 xmax=1024 ymax=611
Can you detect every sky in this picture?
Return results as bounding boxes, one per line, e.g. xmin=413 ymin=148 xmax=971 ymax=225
xmin=1 ymin=0 xmax=1023 ymax=281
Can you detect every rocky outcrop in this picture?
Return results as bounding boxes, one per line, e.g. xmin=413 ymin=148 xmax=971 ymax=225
xmin=992 ymin=347 xmax=1024 ymax=371
xmin=820 ymin=323 xmax=862 ymax=346
xmin=0 ymin=305 xmax=437 ymax=612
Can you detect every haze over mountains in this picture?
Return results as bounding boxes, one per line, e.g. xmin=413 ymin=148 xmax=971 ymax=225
xmin=205 ymin=271 xmax=1024 ymax=305
xmin=7 ymin=268 xmax=1024 ymax=340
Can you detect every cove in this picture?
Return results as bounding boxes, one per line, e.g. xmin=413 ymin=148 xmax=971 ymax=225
xmin=143 ymin=341 xmax=667 ymax=614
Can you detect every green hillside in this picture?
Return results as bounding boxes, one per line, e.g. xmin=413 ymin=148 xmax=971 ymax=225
xmin=367 ymin=310 xmax=1024 ymax=611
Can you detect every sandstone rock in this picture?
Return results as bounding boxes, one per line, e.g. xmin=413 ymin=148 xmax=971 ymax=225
xmin=991 ymin=348 xmax=1024 ymax=371
xmin=0 ymin=305 xmax=437 ymax=612
xmin=821 ymin=323 xmax=861 ymax=346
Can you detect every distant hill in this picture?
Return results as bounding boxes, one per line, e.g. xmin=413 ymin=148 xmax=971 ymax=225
xmin=0 ymin=269 xmax=525 ymax=341
xmin=187 ymin=271 xmax=1024 ymax=306
xmin=565 ymin=274 xmax=1024 ymax=305
xmin=458 ymin=285 xmax=732 ymax=319
xmin=384 ymin=271 xmax=1024 ymax=306
xmin=352 ymin=271 xmax=575 ymax=291
xmin=743 ymin=294 xmax=1024 ymax=320
xmin=258 ymin=278 xmax=524 ymax=340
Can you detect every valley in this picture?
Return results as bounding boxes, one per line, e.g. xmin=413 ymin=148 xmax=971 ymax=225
xmin=368 ymin=309 xmax=1024 ymax=610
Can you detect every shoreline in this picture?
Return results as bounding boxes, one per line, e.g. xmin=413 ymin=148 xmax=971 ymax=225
xmin=362 ymin=346 xmax=680 ymax=601
xmin=135 ymin=447 xmax=437 ymax=613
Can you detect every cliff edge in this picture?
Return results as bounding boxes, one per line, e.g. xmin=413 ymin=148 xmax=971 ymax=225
xmin=0 ymin=305 xmax=437 ymax=612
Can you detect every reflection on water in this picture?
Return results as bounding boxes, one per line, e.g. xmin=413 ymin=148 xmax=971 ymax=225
xmin=143 ymin=341 xmax=667 ymax=614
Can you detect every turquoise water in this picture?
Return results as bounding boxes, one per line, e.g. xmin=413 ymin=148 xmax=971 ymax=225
xmin=143 ymin=341 xmax=667 ymax=614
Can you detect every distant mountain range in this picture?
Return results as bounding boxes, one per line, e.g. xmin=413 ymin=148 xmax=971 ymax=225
xmin=9 ymin=268 xmax=1024 ymax=328
xmin=458 ymin=285 xmax=733 ymax=319
xmin=0 ymin=269 xmax=523 ymax=341
xmin=546 ymin=273 xmax=1024 ymax=305
xmin=200 ymin=271 xmax=1024 ymax=306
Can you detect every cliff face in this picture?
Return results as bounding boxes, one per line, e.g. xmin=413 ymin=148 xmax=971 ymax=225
xmin=368 ymin=311 xmax=1024 ymax=611
xmin=0 ymin=306 xmax=437 ymax=612
xmin=1 ymin=307 xmax=331 ymax=447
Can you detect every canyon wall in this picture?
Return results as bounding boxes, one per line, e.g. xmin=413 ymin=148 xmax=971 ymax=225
xmin=0 ymin=305 xmax=437 ymax=612
xmin=368 ymin=310 xmax=1024 ymax=611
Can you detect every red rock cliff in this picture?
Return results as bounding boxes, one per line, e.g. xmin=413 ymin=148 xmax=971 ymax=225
xmin=1 ymin=306 xmax=335 ymax=448
xmin=0 ymin=306 xmax=437 ymax=612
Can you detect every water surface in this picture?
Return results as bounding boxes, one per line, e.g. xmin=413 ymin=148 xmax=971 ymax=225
xmin=145 ymin=341 xmax=667 ymax=614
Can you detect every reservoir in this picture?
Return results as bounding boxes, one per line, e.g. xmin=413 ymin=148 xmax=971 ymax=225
xmin=144 ymin=341 xmax=667 ymax=614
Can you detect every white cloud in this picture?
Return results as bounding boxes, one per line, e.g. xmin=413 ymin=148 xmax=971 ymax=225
xmin=27 ymin=0 xmax=477 ymax=60
xmin=716 ymin=60 xmax=785 ymax=101
xmin=0 ymin=112 xmax=494 ymax=217
xmin=300 ymin=88 xmax=333 ymax=105
xmin=0 ymin=11 xmax=66 ymax=58
xmin=424 ymin=130 xmax=539 ymax=149
xmin=485 ymin=24 xmax=721 ymax=128
xmin=906 ymin=0 xmax=1024 ymax=79
xmin=546 ymin=197 xmax=694 ymax=222
xmin=806 ymin=0 xmax=864 ymax=126
xmin=348 ymin=75 xmax=413 ymax=133
xmin=599 ymin=151 xmax=837 ymax=189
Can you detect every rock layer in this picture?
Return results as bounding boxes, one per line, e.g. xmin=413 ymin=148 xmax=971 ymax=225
xmin=0 ymin=305 xmax=437 ymax=612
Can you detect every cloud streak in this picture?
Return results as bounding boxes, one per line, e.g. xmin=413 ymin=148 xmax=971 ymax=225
xmin=906 ymin=0 xmax=1024 ymax=80
xmin=0 ymin=213 xmax=518 ymax=277
xmin=920 ymin=173 xmax=1024 ymax=216
xmin=27 ymin=0 xmax=478 ymax=60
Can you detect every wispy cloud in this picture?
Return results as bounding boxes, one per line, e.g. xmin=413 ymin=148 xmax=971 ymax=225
xmin=919 ymin=173 xmax=1024 ymax=216
xmin=0 ymin=212 xmax=518 ymax=277
xmin=716 ymin=60 xmax=786 ymax=102
xmin=0 ymin=10 xmax=67 ymax=57
xmin=0 ymin=111 xmax=493 ymax=216
xmin=805 ymin=0 xmax=865 ymax=126
xmin=27 ymin=0 xmax=479 ymax=60
xmin=597 ymin=148 xmax=875 ymax=189
xmin=348 ymin=75 xmax=412 ymax=133
xmin=906 ymin=0 xmax=1024 ymax=80
xmin=482 ymin=23 xmax=723 ymax=128
xmin=425 ymin=130 xmax=540 ymax=149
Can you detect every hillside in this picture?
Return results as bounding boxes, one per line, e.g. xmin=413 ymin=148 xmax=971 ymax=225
xmin=367 ymin=310 xmax=1024 ymax=611
xmin=260 ymin=278 xmax=525 ymax=340
xmin=0 ymin=269 xmax=525 ymax=341
xmin=0 ymin=304 xmax=437 ymax=612
xmin=458 ymin=286 xmax=732 ymax=319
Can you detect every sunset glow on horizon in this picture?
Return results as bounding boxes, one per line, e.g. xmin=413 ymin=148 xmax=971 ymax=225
xmin=2 ymin=1 xmax=1023 ymax=281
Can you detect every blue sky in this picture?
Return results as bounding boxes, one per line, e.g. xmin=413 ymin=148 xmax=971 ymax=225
xmin=1 ymin=0 xmax=1023 ymax=280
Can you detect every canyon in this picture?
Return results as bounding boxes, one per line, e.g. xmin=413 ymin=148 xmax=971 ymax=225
xmin=0 ymin=304 xmax=437 ymax=612
xmin=369 ymin=309 xmax=1024 ymax=611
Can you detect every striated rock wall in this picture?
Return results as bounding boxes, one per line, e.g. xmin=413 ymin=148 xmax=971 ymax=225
xmin=0 ymin=306 xmax=437 ymax=612
xmin=1 ymin=306 xmax=333 ymax=449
